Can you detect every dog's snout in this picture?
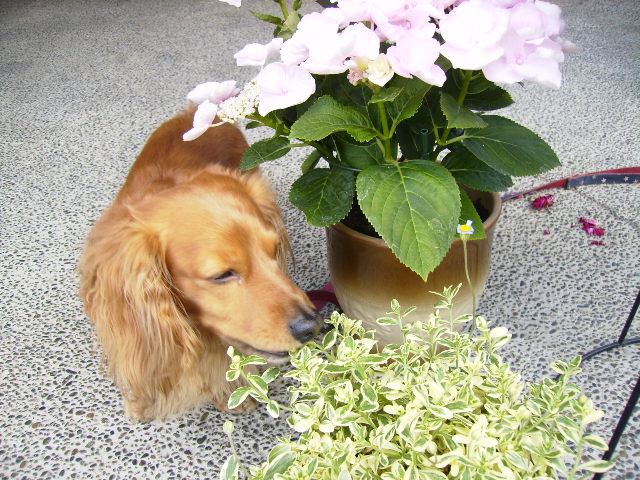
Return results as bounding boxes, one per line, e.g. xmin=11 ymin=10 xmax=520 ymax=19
xmin=289 ymin=309 xmax=322 ymax=344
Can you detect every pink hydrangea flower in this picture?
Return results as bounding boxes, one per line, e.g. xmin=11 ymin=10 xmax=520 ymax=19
xmin=439 ymin=0 xmax=510 ymax=70
xmin=186 ymin=80 xmax=240 ymax=106
xmin=482 ymin=1 xmax=569 ymax=88
xmin=256 ymin=62 xmax=316 ymax=116
xmin=287 ymin=14 xmax=380 ymax=75
xmin=373 ymin=4 xmax=441 ymax=42
xmin=387 ymin=31 xmax=446 ymax=86
xmin=183 ymin=100 xmax=218 ymax=141
xmin=281 ymin=12 xmax=341 ymax=68
xmin=234 ymin=38 xmax=283 ymax=67
xmin=531 ymin=194 xmax=555 ymax=210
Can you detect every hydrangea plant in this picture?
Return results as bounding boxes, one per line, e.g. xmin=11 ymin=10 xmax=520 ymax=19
xmin=219 ymin=288 xmax=613 ymax=480
xmin=185 ymin=0 xmax=576 ymax=280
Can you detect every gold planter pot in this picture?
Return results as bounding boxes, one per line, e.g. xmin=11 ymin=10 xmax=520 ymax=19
xmin=326 ymin=190 xmax=502 ymax=345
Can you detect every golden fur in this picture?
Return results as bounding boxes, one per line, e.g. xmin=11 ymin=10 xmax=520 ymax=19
xmin=79 ymin=109 xmax=320 ymax=421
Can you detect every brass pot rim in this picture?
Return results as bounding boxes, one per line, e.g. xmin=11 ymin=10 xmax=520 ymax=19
xmin=328 ymin=190 xmax=502 ymax=248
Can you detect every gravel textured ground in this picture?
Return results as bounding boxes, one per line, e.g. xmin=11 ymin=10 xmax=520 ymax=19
xmin=1 ymin=0 xmax=638 ymax=478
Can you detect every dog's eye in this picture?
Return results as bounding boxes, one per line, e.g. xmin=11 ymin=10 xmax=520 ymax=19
xmin=208 ymin=270 xmax=238 ymax=284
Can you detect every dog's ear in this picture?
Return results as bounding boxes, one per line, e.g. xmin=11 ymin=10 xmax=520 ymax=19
xmin=242 ymin=172 xmax=293 ymax=273
xmin=80 ymin=212 xmax=201 ymax=419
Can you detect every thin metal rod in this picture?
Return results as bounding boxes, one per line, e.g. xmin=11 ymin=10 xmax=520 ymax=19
xmin=592 ymin=372 xmax=640 ymax=480
xmin=618 ymin=289 xmax=640 ymax=344
xmin=590 ymin=289 xmax=640 ymax=480
xmin=582 ymin=337 xmax=640 ymax=362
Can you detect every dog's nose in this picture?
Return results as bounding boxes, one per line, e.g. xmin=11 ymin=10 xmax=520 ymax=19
xmin=289 ymin=309 xmax=322 ymax=344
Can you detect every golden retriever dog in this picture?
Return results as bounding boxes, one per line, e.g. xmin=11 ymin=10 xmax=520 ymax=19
xmin=79 ymin=108 xmax=321 ymax=421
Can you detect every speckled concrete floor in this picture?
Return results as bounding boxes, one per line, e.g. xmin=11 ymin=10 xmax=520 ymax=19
xmin=1 ymin=0 xmax=638 ymax=478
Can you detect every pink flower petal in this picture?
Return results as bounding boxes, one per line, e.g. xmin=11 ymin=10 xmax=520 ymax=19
xmin=257 ymin=63 xmax=316 ymax=116
xmin=183 ymin=101 xmax=218 ymax=141
xmin=579 ymin=217 xmax=597 ymax=228
xmin=531 ymin=194 xmax=554 ymax=210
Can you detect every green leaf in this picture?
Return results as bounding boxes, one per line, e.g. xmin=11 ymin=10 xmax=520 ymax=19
xmin=458 ymin=188 xmax=486 ymax=240
xmin=325 ymin=364 xmax=352 ymax=374
xmin=316 ymin=74 xmax=372 ymax=116
xmin=241 ymin=136 xmax=291 ymax=170
xmin=555 ymin=416 xmax=580 ymax=445
xmin=440 ymin=92 xmax=488 ymax=129
xmin=266 ymin=400 xmax=280 ymax=418
xmin=442 ymin=149 xmax=513 ymax=192
xmin=430 ymin=404 xmax=454 ymax=419
xmin=263 ymin=451 xmax=297 ymax=479
xmin=240 ymin=355 xmax=269 ymax=366
xmin=361 ymin=383 xmax=378 ymax=405
xmin=463 ymin=83 xmax=514 ymax=111
xmin=289 ymin=167 xmax=355 ymax=227
xmin=356 ymin=161 xmax=460 ymax=280
xmin=218 ymin=454 xmax=240 ymax=480
xmin=261 ymin=367 xmax=280 ymax=384
xmin=249 ymin=11 xmax=283 ymax=26
xmin=578 ymin=460 xmax=615 ymax=473
xmin=461 ymin=116 xmax=560 ymax=176
xmin=322 ymin=328 xmax=338 ymax=350
xmin=444 ymin=71 xmax=514 ymax=111
xmin=377 ymin=316 xmax=401 ymax=326
xmin=268 ymin=444 xmax=292 ymax=463
xmin=338 ymin=469 xmax=352 ymax=480
xmin=289 ymin=95 xmax=378 ymax=143
xmin=583 ymin=434 xmax=609 ymax=451
xmin=245 ymin=120 xmax=263 ymax=129
xmin=334 ymin=134 xmax=385 ymax=169
xmin=369 ymin=87 xmax=403 ymax=104
xmin=301 ymin=149 xmax=322 ymax=173
xmin=423 ymin=470 xmax=448 ymax=480
xmin=385 ymin=76 xmax=432 ymax=129
xmin=505 ymin=451 xmax=530 ymax=470
xmin=247 ymin=374 xmax=269 ymax=395
xmin=227 ymin=387 xmax=251 ymax=410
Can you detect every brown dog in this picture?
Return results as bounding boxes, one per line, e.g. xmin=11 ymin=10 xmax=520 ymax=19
xmin=79 ymin=108 xmax=321 ymax=421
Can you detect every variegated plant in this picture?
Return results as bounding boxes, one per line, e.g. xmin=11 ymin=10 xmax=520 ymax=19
xmin=220 ymin=287 xmax=613 ymax=479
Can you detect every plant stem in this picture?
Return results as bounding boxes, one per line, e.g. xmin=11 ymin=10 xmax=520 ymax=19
xmin=246 ymin=113 xmax=290 ymax=135
xmin=462 ymin=237 xmax=477 ymax=327
xmin=439 ymin=70 xmax=474 ymax=146
xmin=568 ymin=428 xmax=586 ymax=480
xmin=278 ymin=0 xmax=289 ymax=17
xmin=376 ymin=101 xmax=395 ymax=162
xmin=227 ymin=433 xmax=250 ymax=479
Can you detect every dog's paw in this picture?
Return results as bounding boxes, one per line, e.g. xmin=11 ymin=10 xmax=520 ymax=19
xmin=212 ymin=394 xmax=258 ymax=414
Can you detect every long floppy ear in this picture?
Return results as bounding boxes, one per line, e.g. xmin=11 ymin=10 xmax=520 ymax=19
xmin=79 ymin=211 xmax=201 ymax=419
xmin=242 ymin=171 xmax=293 ymax=273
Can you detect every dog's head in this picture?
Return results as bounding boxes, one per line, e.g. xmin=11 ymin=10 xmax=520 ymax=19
xmin=80 ymin=169 xmax=321 ymax=409
xmin=145 ymin=170 xmax=321 ymax=363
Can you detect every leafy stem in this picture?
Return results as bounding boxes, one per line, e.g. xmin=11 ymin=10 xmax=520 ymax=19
xmin=376 ymin=101 xmax=395 ymax=162
xmin=277 ymin=0 xmax=289 ymax=17
xmin=439 ymin=69 xmax=473 ymax=146
xmin=236 ymin=365 xmax=292 ymax=413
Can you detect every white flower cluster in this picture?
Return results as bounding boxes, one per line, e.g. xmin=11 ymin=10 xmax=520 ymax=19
xmin=217 ymin=79 xmax=260 ymax=124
